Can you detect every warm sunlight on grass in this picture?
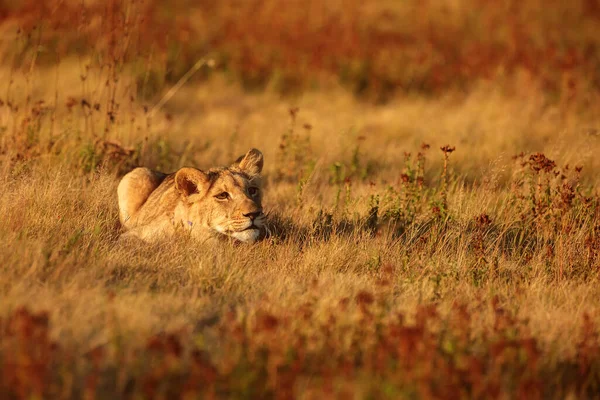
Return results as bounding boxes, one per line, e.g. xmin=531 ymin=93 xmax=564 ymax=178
xmin=1 ymin=0 xmax=600 ymax=398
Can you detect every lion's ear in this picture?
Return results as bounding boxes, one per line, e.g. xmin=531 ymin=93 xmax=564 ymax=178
xmin=175 ymin=168 xmax=209 ymax=197
xmin=234 ymin=148 xmax=263 ymax=176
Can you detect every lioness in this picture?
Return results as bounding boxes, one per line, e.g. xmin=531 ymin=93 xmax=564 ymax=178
xmin=117 ymin=148 xmax=266 ymax=243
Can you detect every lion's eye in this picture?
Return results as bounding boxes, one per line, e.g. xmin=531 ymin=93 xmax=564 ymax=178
xmin=215 ymin=192 xmax=230 ymax=200
xmin=248 ymin=187 xmax=259 ymax=196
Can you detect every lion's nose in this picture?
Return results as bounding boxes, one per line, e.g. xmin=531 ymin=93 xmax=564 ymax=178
xmin=243 ymin=211 xmax=262 ymax=220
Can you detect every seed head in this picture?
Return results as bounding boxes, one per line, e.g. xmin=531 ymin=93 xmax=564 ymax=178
xmin=475 ymin=213 xmax=492 ymax=227
xmin=528 ymin=153 xmax=555 ymax=173
xmin=440 ymin=145 xmax=455 ymax=154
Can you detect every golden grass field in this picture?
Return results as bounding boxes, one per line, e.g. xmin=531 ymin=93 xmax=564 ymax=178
xmin=2 ymin=0 xmax=600 ymax=398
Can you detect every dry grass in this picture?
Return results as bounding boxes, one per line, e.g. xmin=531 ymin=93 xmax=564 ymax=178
xmin=2 ymin=1 xmax=600 ymax=399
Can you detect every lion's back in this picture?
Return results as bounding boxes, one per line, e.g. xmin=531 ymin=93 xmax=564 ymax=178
xmin=117 ymin=168 xmax=170 ymax=227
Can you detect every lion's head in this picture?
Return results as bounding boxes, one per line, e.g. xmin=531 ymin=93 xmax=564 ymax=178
xmin=172 ymin=148 xmax=266 ymax=243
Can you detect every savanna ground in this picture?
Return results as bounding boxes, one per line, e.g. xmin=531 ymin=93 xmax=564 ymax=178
xmin=2 ymin=0 xmax=600 ymax=398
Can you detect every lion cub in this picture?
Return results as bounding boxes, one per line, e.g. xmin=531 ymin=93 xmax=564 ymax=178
xmin=117 ymin=148 xmax=266 ymax=243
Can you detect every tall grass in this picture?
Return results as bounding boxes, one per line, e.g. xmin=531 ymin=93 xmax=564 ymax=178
xmin=1 ymin=0 xmax=600 ymax=398
xmin=2 ymin=0 xmax=600 ymax=98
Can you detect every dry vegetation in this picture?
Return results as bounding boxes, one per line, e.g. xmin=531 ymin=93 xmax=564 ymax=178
xmin=2 ymin=0 xmax=600 ymax=398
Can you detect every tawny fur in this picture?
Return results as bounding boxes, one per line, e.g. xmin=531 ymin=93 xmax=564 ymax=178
xmin=117 ymin=148 xmax=266 ymax=243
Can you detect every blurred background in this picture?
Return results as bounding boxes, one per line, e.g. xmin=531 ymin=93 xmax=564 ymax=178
xmin=2 ymin=0 xmax=598 ymax=102
xmin=0 ymin=0 xmax=599 ymax=183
